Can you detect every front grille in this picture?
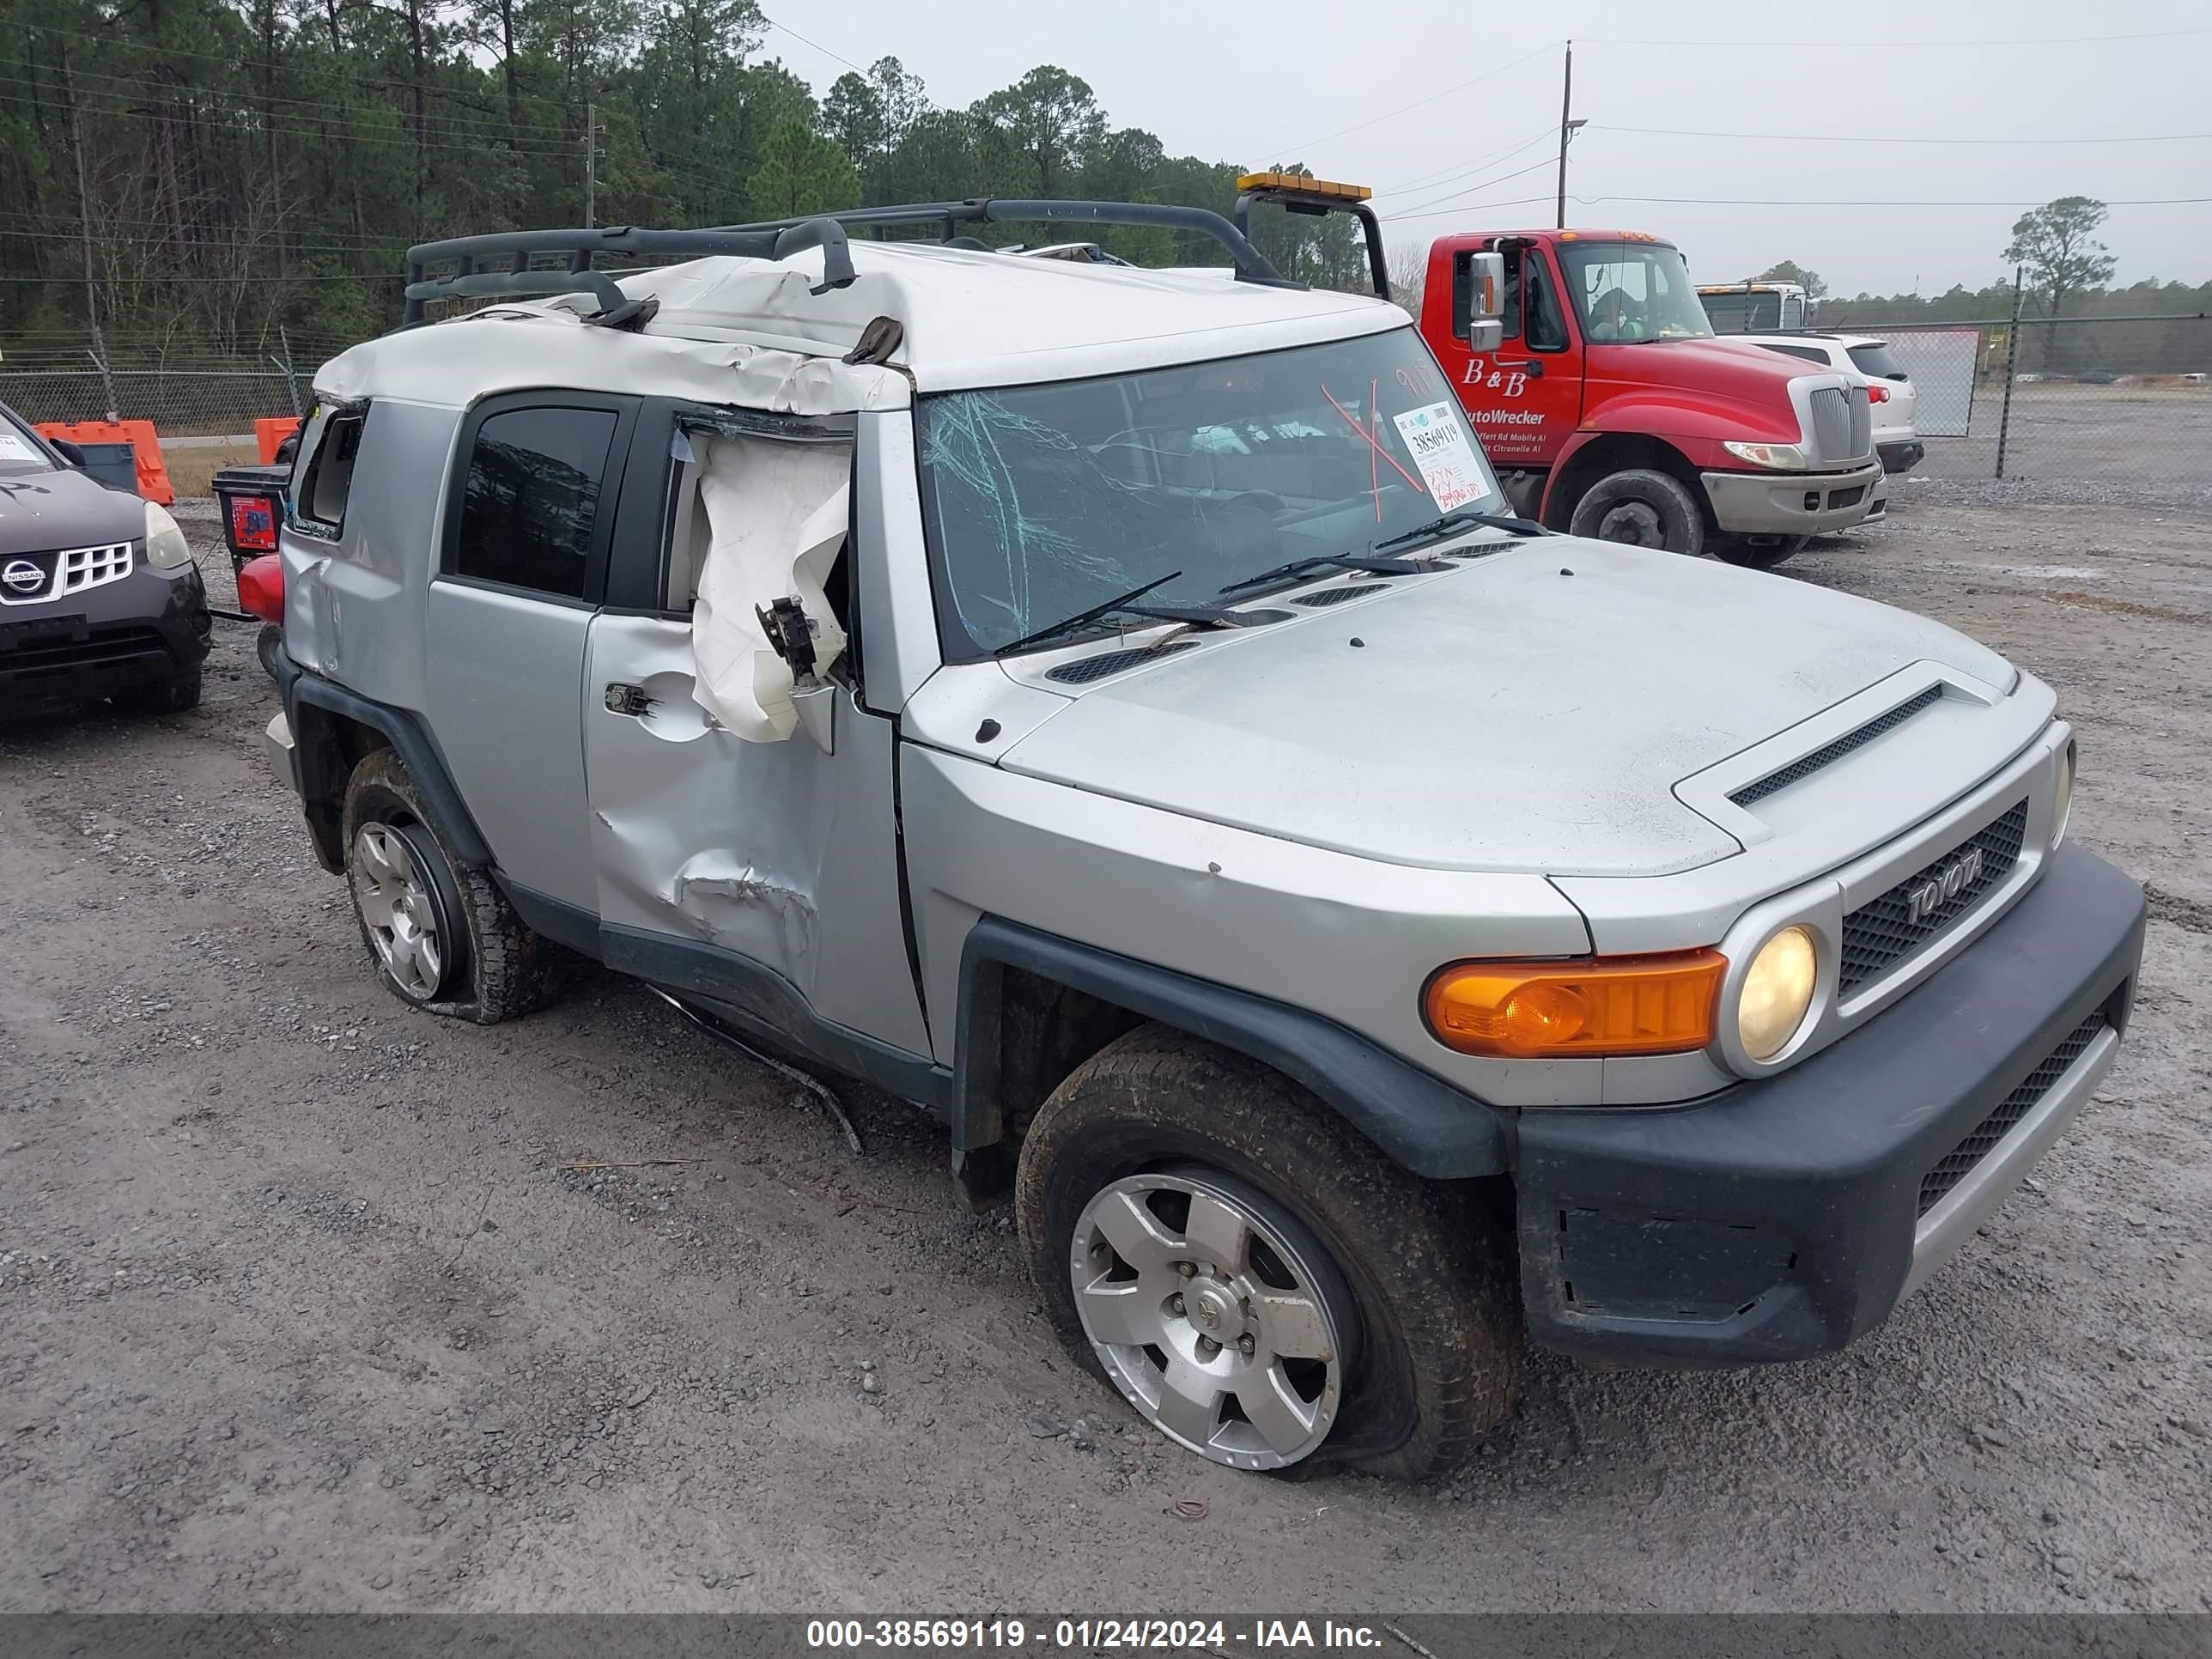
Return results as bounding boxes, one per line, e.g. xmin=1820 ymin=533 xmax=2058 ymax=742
xmin=0 ymin=540 xmax=134 ymax=605
xmin=1827 ymin=484 xmax=1867 ymax=510
xmin=1838 ymin=799 xmax=2028 ymax=994
xmin=1043 ymin=640 xmax=1198 ymax=684
xmin=0 ymin=621 xmax=170 ymax=681
xmin=1808 ymin=385 xmax=1851 ymax=460
xmin=1294 ymin=583 xmax=1388 ymax=608
xmin=1803 ymin=385 xmax=1872 ymax=464
xmin=1732 ymin=684 xmax=1944 ymax=805
xmin=1917 ymin=1009 xmax=2109 ymax=1216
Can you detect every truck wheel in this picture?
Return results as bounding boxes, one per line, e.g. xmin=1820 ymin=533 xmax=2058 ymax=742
xmin=1714 ymin=534 xmax=1808 ymax=570
xmin=340 ymin=748 xmax=557 ymax=1024
xmin=1016 ymin=1024 xmax=1520 ymax=1477
xmin=1567 ymin=469 xmax=1705 ymax=556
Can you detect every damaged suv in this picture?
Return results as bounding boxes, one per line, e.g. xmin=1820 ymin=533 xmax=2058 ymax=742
xmin=263 ymin=202 xmax=2144 ymax=1477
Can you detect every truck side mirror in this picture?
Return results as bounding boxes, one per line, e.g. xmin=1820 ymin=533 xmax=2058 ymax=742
xmin=1453 ymin=252 xmax=1506 ymax=354
xmin=50 ymin=438 xmax=87 ymax=467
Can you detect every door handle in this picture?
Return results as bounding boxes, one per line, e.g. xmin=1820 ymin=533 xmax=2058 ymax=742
xmin=604 ymin=683 xmax=656 ymax=718
xmin=1495 ymin=358 xmax=1545 ymax=379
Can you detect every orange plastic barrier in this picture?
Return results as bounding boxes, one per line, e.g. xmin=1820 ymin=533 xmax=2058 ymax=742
xmin=34 ymin=419 xmax=174 ymax=506
xmin=255 ymin=416 xmax=301 ymax=465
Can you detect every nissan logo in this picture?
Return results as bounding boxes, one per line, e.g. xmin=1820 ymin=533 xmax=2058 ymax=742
xmin=2 ymin=558 xmax=44 ymax=594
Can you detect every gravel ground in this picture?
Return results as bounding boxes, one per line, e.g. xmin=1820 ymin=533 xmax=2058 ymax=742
xmin=2 ymin=490 xmax=2207 ymax=1614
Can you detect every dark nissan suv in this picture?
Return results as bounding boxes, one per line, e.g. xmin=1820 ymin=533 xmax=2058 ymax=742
xmin=0 ymin=400 xmax=211 ymax=716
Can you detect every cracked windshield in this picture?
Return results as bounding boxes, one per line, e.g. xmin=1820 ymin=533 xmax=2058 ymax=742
xmin=1559 ymin=241 xmax=1715 ymax=343
xmin=917 ymin=328 xmax=1502 ymax=655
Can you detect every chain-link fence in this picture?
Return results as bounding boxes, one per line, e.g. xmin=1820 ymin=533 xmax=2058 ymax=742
xmin=5 ymin=315 xmax=2207 ymax=507
xmin=1829 ymin=313 xmax=2211 ymax=507
xmin=0 ymin=329 xmax=353 ymax=439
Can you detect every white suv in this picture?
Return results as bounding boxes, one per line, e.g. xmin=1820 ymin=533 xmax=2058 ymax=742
xmin=1735 ymin=332 xmax=1923 ymax=474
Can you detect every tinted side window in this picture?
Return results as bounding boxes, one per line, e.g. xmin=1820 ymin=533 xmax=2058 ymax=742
xmin=1848 ymin=342 xmax=1906 ymax=380
xmin=1761 ymin=343 xmax=1830 ymax=364
xmin=453 ymin=405 xmax=617 ymax=599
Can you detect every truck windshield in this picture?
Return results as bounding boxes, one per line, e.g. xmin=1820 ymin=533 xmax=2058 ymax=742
xmin=1559 ymin=244 xmax=1714 ymax=343
xmin=915 ymin=327 xmax=1504 ymax=658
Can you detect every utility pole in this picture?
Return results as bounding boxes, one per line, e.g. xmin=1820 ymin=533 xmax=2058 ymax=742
xmin=584 ymin=102 xmax=597 ymax=228
xmin=1554 ymin=40 xmax=1574 ymax=230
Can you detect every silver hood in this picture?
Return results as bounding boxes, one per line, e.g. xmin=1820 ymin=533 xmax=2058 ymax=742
xmin=997 ymin=540 xmax=2018 ymax=877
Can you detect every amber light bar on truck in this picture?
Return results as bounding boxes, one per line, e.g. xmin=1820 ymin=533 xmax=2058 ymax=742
xmin=1234 ymin=172 xmax=1373 ymax=203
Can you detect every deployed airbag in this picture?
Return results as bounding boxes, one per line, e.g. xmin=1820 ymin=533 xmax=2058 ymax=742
xmin=690 ymin=432 xmax=851 ymax=742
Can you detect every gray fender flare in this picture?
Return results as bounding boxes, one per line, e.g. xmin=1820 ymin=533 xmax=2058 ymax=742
xmin=953 ymin=916 xmax=1510 ymax=1180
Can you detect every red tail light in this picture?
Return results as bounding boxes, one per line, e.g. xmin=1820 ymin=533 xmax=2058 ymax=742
xmin=1864 ymin=382 xmax=1890 ymax=404
xmin=228 ymin=492 xmax=279 ymax=551
xmin=237 ymin=553 xmax=285 ymax=625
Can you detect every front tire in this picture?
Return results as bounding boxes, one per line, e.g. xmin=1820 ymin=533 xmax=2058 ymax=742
xmin=340 ymin=748 xmax=557 ymax=1024
xmin=1566 ymin=467 xmax=1705 ymax=556
xmin=1016 ymin=1024 xmax=1521 ymax=1478
xmin=114 ymin=661 xmax=202 ymax=715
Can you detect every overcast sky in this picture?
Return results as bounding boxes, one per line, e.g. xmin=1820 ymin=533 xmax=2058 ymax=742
xmin=763 ymin=0 xmax=2211 ymax=300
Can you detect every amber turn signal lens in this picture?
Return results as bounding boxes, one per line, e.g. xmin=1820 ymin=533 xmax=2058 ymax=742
xmin=1423 ymin=951 xmax=1727 ymax=1059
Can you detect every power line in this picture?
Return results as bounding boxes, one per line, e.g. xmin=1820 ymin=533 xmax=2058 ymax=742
xmin=0 ymin=88 xmax=585 ymax=155
xmin=1589 ymin=122 xmax=2212 ymax=146
xmin=1386 ymin=192 xmax=1557 ymax=224
xmin=1373 ymin=126 xmax=1556 ymax=198
xmin=760 ymin=12 xmax=867 ymax=76
xmin=1576 ymin=192 xmax=2212 ymax=208
xmin=1385 ymin=157 xmax=1558 ymax=219
xmin=1262 ymin=39 xmax=1564 ymax=160
xmin=1579 ymin=26 xmax=2210 ymax=47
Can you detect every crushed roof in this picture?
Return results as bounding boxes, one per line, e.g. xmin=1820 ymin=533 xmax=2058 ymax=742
xmin=321 ymin=240 xmax=1408 ymax=406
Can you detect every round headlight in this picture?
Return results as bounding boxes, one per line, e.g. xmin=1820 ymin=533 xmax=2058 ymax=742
xmin=2052 ymin=741 xmax=2075 ymax=848
xmin=143 ymin=501 xmax=193 ymax=569
xmin=1738 ymin=925 xmax=1819 ymax=1062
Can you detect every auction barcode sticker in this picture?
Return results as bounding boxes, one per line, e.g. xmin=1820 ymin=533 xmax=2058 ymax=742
xmin=1390 ymin=401 xmax=1486 ymax=511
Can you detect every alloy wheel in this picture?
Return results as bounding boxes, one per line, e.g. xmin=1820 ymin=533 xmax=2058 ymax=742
xmin=353 ymin=822 xmax=447 ymax=1000
xmin=1068 ymin=1167 xmax=1354 ymax=1470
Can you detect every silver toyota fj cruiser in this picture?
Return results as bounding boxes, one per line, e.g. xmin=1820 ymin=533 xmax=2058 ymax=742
xmin=263 ymin=201 xmax=2145 ymax=1478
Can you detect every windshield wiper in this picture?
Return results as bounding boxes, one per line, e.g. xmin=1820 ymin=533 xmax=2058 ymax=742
xmin=1371 ymin=508 xmax=1552 ymax=554
xmin=992 ymin=571 xmax=1249 ymax=656
xmin=1216 ymin=551 xmax=1443 ymax=596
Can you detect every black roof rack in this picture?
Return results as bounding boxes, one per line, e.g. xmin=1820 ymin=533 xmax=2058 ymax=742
xmin=717 ymin=199 xmax=1293 ymax=289
xmin=401 ymin=198 xmax=1294 ymax=330
xmin=400 ymin=217 xmax=859 ymax=327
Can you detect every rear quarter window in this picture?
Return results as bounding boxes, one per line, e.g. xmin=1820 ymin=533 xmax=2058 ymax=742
xmin=1848 ymin=343 xmax=1907 ymax=380
xmin=294 ymin=405 xmax=368 ymax=537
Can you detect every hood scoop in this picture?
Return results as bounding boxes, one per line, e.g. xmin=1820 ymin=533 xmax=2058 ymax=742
xmin=1730 ymin=684 xmax=1944 ymax=805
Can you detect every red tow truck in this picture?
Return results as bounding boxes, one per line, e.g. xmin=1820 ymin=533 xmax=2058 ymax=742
xmin=1235 ymin=176 xmax=1881 ymax=569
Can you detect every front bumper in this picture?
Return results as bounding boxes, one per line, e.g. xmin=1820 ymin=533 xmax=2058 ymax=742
xmin=1701 ymin=459 xmax=1884 ymax=535
xmin=0 ymin=565 xmax=210 ymax=713
xmin=1512 ymin=842 xmax=2143 ymax=1367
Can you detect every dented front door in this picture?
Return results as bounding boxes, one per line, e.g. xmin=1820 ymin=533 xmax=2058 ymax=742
xmin=579 ymin=611 xmax=931 ymax=1058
